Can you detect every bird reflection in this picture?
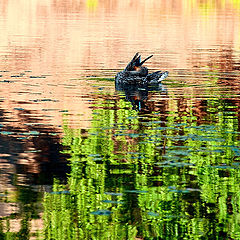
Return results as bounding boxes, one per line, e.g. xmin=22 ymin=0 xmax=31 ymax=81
xmin=115 ymin=81 xmax=168 ymax=111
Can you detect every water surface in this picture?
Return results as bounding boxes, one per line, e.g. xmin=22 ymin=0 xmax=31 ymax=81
xmin=0 ymin=1 xmax=240 ymax=239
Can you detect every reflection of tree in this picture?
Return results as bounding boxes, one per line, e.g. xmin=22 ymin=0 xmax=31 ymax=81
xmin=0 ymin=107 xmax=69 ymax=184
xmin=0 ymin=105 xmax=69 ymax=238
xmin=43 ymin=89 xmax=240 ymax=239
xmin=191 ymin=47 xmax=240 ymax=73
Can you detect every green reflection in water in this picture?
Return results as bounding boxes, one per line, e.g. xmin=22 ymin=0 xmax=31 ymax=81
xmin=44 ymin=95 xmax=240 ymax=240
xmin=0 ymin=185 xmax=43 ymax=240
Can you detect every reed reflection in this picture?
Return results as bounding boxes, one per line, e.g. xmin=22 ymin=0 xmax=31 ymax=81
xmin=43 ymin=82 xmax=240 ymax=239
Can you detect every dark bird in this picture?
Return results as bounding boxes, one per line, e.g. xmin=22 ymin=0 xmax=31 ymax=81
xmin=115 ymin=53 xmax=168 ymax=85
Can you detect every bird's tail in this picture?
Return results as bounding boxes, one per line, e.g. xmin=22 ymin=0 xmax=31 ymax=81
xmin=139 ymin=54 xmax=153 ymax=66
xmin=125 ymin=53 xmax=153 ymax=71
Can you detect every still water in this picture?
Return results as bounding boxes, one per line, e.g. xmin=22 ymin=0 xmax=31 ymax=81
xmin=0 ymin=0 xmax=240 ymax=239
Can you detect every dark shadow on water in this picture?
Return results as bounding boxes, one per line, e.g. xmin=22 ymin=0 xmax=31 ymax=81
xmin=0 ymin=107 xmax=70 ymax=186
xmin=0 ymin=104 xmax=70 ymax=238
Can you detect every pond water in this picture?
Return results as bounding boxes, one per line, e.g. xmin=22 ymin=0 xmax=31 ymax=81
xmin=0 ymin=1 xmax=240 ymax=239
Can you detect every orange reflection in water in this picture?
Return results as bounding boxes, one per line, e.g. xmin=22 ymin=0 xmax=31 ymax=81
xmin=0 ymin=0 xmax=238 ymax=116
xmin=0 ymin=0 xmax=239 ymax=72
